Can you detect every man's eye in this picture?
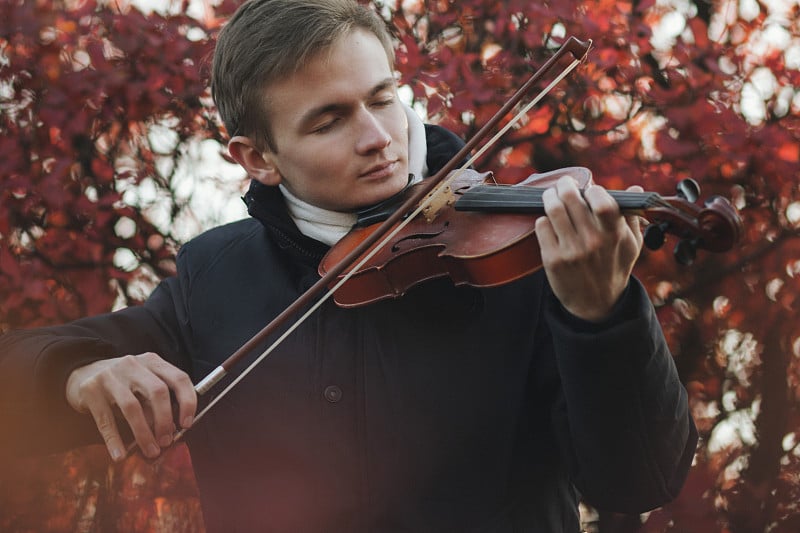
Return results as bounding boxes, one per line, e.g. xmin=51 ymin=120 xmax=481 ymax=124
xmin=312 ymin=119 xmax=338 ymax=133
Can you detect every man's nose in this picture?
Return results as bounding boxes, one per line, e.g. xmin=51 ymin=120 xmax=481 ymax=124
xmin=355 ymin=109 xmax=392 ymax=153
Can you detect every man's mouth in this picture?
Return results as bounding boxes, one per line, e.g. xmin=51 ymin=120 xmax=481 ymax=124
xmin=359 ymin=160 xmax=398 ymax=180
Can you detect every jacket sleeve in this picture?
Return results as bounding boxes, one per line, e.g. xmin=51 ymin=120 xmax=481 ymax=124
xmin=545 ymin=276 xmax=697 ymax=513
xmin=0 ymin=272 xmax=192 ymax=458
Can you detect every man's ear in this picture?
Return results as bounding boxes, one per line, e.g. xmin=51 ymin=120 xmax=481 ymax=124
xmin=228 ymin=136 xmax=282 ymax=186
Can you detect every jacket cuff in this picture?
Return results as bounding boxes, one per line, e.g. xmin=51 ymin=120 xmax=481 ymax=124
xmin=30 ymin=337 xmax=114 ymax=453
xmin=548 ymin=278 xmax=639 ymax=334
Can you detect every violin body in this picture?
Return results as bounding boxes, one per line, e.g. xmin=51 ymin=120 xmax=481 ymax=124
xmin=319 ymin=167 xmax=743 ymax=308
xmin=321 ymin=169 xmax=576 ymax=307
xmin=321 ymin=182 xmax=538 ymax=307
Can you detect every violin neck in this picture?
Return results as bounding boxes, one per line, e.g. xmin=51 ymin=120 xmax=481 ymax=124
xmin=454 ymin=185 xmax=660 ymax=214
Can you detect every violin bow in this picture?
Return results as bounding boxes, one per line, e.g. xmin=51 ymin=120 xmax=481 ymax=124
xmin=130 ymin=36 xmax=592 ymax=454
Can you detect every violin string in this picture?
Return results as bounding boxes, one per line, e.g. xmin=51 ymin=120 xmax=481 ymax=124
xmin=497 ymin=186 xmax=674 ymax=209
xmin=462 ymin=185 xmax=670 ymax=210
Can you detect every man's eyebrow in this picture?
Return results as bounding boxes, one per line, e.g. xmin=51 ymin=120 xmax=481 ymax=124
xmin=368 ymin=77 xmax=397 ymax=97
xmin=297 ymin=77 xmax=396 ymax=127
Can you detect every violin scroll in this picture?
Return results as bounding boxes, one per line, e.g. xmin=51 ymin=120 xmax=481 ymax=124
xmin=640 ymin=179 xmax=742 ymax=265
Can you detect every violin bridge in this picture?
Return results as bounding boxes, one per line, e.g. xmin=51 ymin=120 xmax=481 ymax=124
xmin=421 ymin=184 xmax=456 ymax=222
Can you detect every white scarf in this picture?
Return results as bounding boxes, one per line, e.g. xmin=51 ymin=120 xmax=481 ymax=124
xmin=280 ymin=104 xmax=428 ymax=246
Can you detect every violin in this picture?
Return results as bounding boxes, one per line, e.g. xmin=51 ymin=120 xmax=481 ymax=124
xmin=319 ymin=167 xmax=743 ymax=307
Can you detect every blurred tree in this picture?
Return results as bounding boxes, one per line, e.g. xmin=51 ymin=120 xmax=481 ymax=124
xmin=1 ymin=0 xmax=798 ymax=531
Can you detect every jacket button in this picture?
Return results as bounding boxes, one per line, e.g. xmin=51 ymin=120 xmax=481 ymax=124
xmin=323 ymin=385 xmax=343 ymax=403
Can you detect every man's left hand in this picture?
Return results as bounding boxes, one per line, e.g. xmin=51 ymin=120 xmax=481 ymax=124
xmin=534 ymin=175 xmax=644 ymax=322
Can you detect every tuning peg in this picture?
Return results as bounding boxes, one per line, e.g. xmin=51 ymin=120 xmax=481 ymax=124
xmin=673 ymin=239 xmax=697 ymax=265
xmin=676 ymin=179 xmax=700 ymax=203
xmin=643 ymin=223 xmax=667 ymax=250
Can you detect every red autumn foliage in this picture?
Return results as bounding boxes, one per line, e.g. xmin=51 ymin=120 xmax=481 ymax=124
xmin=1 ymin=0 xmax=799 ymax=531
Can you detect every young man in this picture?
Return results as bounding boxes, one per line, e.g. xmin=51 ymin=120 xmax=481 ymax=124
xmin=0 ymin=0 xmax=697 ymax=531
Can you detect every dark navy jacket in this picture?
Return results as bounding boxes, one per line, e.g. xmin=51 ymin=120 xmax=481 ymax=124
xmin=0 ymin=125 xmax=696 ymax=532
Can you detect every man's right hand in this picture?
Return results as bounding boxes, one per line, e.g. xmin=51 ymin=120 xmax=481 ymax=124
xmin=65 ymin=352 xmax=197 ymax=461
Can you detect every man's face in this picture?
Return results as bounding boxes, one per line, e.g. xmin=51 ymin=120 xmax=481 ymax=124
xmin=259 ymin=29 xmax=410 ymax=212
